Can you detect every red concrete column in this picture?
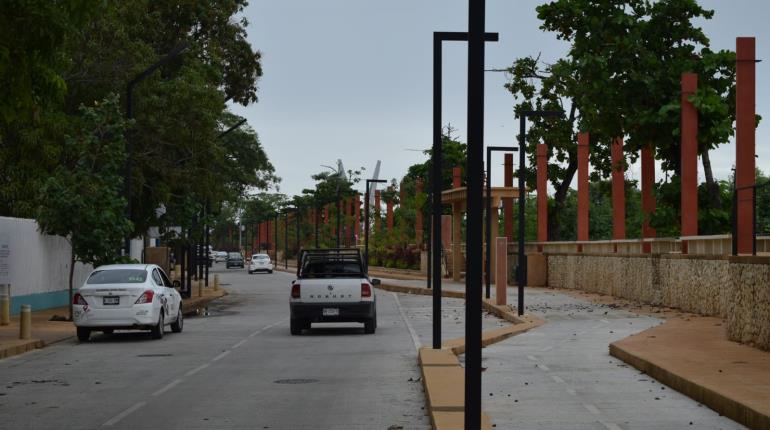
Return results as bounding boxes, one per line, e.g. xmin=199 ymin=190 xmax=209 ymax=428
xmin=386 ymin=187 xmax=394 ymax=232
xmin=452 ymin=166 xmax=462 ymax=188
xmin=399 ymin=181 xmax=406 ymax=205
xmin=353 ymin=194 xmax=361 ymax=244
xmin=611 ymin=137 xmax=626 ymax=240
xmin=681 ymin=73 xmax=699 ymax=239
xmin=374 ymin=190 xmax=381 ymax=231
xmin=504 ymin=153 xmax=514 ymax=241
xmin=577 ymin=132 xmax=590 ymax=243
xmin=441 ymin=215 xmax=452 ymax=249
xmin=536 ymin=144 xmax=548 ymax=244
xmin=641 ymin=146 xmax=657 ymax=253
xmin=495 ymin=237 xmax=507 ymax=306
xmin=323 ymin=205 xmax=329 ymax=224
xmin=736 ymin=37 xmax=756 ymax=254
xmin=415 ymin=179 xmax=424 ymax=245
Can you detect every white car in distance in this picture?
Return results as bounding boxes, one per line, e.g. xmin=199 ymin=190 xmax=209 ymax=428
xmin=248 ymin=253 xmax=274 ymax=274
xmin=73 ymin=264 xmax=184 ymax=342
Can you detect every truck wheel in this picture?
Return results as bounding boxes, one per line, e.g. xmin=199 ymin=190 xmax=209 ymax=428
xmin=77 ymin=327 xmax=91 ymax=342
xmin=290 ymin=319 xmax=302 ymax=335
xmin=364 ymin=318 xmax=376 ymax=334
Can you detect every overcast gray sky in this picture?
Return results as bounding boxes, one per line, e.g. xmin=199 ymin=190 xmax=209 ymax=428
xmin=229 ymin=0 xmax=769 ymax=197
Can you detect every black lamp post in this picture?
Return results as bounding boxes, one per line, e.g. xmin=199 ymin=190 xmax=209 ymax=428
xmin=124 ymin=42 xmax=189 ymax=256
xmin=516 ymin=110 xmax=562 ymax=315
xmin=431 ymin=31 xmax=498 ymax=352
xmin=364 ymin=179 xmax=387 ymax=272
xmin=485 ymin=146 xmax=517 ymax=299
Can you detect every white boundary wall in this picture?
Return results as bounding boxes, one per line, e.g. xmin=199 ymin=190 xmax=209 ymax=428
xmin=0 ymin=216 xmax=93 ymax=310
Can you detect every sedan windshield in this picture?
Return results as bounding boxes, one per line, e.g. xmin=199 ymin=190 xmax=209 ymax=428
xmin=87 ymin=269 xmax=147 ymax=284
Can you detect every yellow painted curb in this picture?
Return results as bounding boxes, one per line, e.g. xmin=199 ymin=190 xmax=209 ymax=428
xmin=0 ymin=338 xmax=44 ymax=360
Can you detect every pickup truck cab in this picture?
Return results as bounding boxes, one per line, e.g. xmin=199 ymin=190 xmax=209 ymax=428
xmin=289 ymin=248 xmax=379 ymax=335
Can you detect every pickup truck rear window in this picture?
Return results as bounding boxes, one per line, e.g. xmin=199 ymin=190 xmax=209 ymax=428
xmin=300 ymin=260 xmax=363 ymax=278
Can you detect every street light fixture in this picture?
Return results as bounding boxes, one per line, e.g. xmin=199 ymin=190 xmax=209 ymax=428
xmin=124 ymin=41 xmax=190 ymax=256
xmin=516 ymin=110 xmax=563 ymax=316
xmin=364 ymin=179 xmax=387 ymax=272
xmin=485 ymin=146 xmax=518 ymax=299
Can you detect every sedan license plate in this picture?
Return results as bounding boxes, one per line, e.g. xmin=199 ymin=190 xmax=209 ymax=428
xmin=322 ymin=308 xmax=339 ymax=317
xmin=103 ymin=296 xmax=120 ymax=306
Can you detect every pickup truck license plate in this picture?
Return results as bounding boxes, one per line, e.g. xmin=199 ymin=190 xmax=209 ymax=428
xmin=103 ymin=296 xmax=120 ymax=305
xmin=322 ymin=308 xmax=339 ymax=317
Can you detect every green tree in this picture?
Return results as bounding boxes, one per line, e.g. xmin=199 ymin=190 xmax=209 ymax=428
xmin=37 ymin=95 xmax=132 ymax=319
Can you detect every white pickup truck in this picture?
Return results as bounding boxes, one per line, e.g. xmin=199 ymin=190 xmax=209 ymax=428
xmin=289 ymin=248 xmax=380 ymax=335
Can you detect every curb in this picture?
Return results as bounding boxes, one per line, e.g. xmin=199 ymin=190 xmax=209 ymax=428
xmin=610 ymin=341 xmax=769 ymax=429
xmin=384 ymin=282 xmax=546 ymax=430
xmin=182 ymin=290 xmax=228 ymax=315
xmin=0 ymin=339 xmax=45 ymax=360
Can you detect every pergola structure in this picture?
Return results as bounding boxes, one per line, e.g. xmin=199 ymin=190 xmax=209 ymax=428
xmin=441 ymin=185 xmax=524 ymax=281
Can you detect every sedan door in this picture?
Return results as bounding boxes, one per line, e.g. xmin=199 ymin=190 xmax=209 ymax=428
xmin=158 ymin=268 xmax=181 ymax=318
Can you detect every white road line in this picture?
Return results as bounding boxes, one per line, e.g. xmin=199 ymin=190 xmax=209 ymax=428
xmin=536 ymin=363 xmax=551 ymax=372
xmin=232 ymin=339 xmax=248 ymax=349
xmin=584 ymin=404 xmax=601 ymax=415
xmin=392 ymin=292 xmax=422 ymax=351
xmin=211 ymin=350 xmax=231 ymax=362
xmin=601 ymin=422 xmax=623 ymax=430
xmin=565 ymin=388 xmax=577 ymax=396
xmin=540 ymin=346 xmax=553 ymax=352
xmin=152 ymin=379 xmax=182 ymax=397
xmin=526 ymin=355 xmax=539 ymax=362
xmin=249 ymin=318 xmax=288 ymax=337
xmin=103 ymin=401 xmax=146 ymax=427
xmin=550 ymin=375 xmax=565 ymax=384
xmin=185 ymin=363 xmax=210 ymax=377
xmin=600 ymin=318 xmax=610 ymax=324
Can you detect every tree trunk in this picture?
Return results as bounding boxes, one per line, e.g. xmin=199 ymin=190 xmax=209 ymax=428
xmin=701 ymin=148 xmax=722 ymax=209
xmin=68 ymin=248 xmax=75 ymax=321
xmin=549 ymin=159 xmax=578 ymax=241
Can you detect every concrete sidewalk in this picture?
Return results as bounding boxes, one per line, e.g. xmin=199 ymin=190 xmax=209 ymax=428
xmin=612 ymin=316 xmax=770 ymax=429
xmin=0 ymin=287 xmax=227 ymax=360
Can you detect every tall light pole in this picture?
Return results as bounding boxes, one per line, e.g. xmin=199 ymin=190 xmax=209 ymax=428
xmin=364 ymin=179 xmax=387 ymax=271
xmin=124 ymin=42 xmax=189 ymax=256
xmin=517 ymin=110 xmax=562 ymax=315
xmin=485 ymin=146 xmax=517 ymax=299
xmin=431 ymin=31 xmax=498 ymax=351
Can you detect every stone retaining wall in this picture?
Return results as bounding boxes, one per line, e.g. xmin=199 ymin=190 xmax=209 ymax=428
xmin=545 ymin=253 xmax=770 ymax=350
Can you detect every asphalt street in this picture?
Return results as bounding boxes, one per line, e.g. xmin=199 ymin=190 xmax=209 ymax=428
xmin=0 ymin=265 xmax=430 ymax=430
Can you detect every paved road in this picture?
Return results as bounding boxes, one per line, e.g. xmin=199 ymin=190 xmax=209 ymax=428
xmin=0 ymin=266 xmax=430 ymax=430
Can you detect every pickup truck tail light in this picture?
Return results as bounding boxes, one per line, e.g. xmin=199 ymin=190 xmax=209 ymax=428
xmin=361 ymin=283 xmax=372 ymax=298
xmin=291 ymin=283 xmax=301 ymax=299
xmin=135 ymin=290 xmax=155 ymax=304
xmin=73 ymin=293 xmax=88 ymax=305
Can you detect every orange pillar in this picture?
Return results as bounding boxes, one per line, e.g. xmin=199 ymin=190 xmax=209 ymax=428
xmin=536 ymin=144 xmax=548 ymax=245
xmin=736 ymin=37 xmax=756 ymax=254
xmin=641 ymin=146 xmax=657 ymax=253
xmin=415 ymin=179 xmax=424 ymax=245
xmin=495 ymin=237 xmax=507 ymax=306
xmin=353 ymin=194 xmax=361 ymax=244
xmin=577 ymin=132 xmax=590 ymax=244
xmin=452 ymin=166 xmax=462 ymax=188
xmin=681 ymin=73 xmax=699 ymax=243
xmin=504 ymin=153 xmax=514 ymax=241
xmin=611 ymin=137 xmax=626 ymax=240
xmin=374 ymin=190 xmax=381 ymax=231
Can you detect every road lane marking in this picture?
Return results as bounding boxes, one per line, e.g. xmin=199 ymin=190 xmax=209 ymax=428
xmin=211 ymin=350 xmax=231 ymax=362
xmin=232 ymin=339 xmax=248 ymax=349
xmin=392 ymin=292 xmax=421 ymax=351
xmin=601 ymin=319 xmax=610 ymax=324
xmin=103 ymin=402 xmax=146 ymax=427
xmin=536 ymin=363 xmax=551 ymax=371
xmin=565 ymin=388 xmax=577 ymax=396
xmin=527 ymin=355 xmax=539 ymax=362
xmin=250 ymin=318 xmax=288 ymax=337
xmin=583 ymin=404 xmax=601 ymax=415
xmin=601 ymin=422 xmax=623 ymax=430
xmin=550 ymin=375 xmax=565 ymax=384
xmin=152 ymin=379 xmax=182 ymax=396
xmin=185 ymin=363 xmax=210 ymax=377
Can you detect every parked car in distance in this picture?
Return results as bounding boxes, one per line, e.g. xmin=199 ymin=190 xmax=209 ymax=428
xmin=226 ymin=252 xmax=245 ymax=268
xmin=215 ymin=251 xmax=228 ymax=263
xmin=289 ymin=248 xmax=379 ymax=335
xmin=248 ymin=254 xmax=274 ymax=274
xmin=73 ymin=264 xmax=184 ymax=341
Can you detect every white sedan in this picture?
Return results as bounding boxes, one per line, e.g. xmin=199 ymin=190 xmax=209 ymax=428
xmin=73 ymin=264 xmax=184 ymax=341
xmin=248 ymin=253 xmax=274 ymax=274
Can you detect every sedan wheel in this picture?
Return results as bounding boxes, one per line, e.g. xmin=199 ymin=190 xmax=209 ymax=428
xmin=171 ymin=308 xmax=183 ymax=333
xmin=151 ymin=312 xmax=165 ymax=339
xmin=77 ymin=327 xmax=91 ymax=342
